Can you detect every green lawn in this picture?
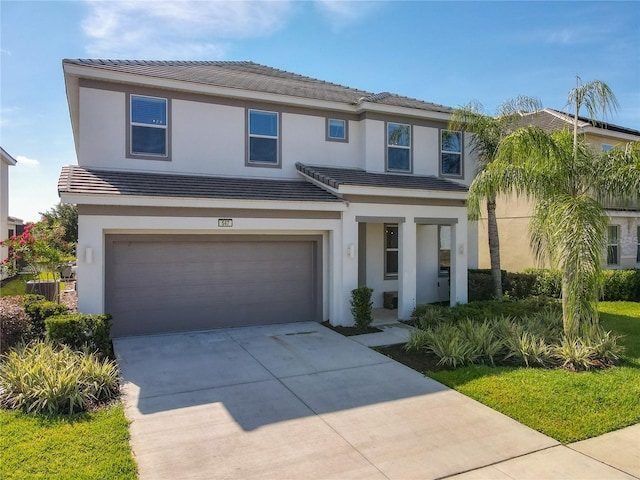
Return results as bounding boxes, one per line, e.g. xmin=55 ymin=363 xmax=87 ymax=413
xmin=0 ymin=275 xmax=65 ymax=296
xmin=428 ymin=302 xmax=640 ymax=443
xmin=0 ymin=403 xmax=137 ymax=480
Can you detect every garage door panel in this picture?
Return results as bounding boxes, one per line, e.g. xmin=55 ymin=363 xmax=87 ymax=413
xmin=106 ymin=235 xmax=321 ymax=337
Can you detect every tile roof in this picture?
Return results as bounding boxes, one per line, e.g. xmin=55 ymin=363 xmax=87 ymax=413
xmin=520 ymin=109 xmax=640 ymax=137
xmin=63 ymin=59 xmax=453 ymax=113
xmin=58 ymin=165 xmax=343 ymax=203
xmin=296 ymin=163 xmax=468 ymax=193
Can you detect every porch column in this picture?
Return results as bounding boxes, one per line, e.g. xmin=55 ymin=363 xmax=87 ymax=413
xmin=335 ymin=213 xmax=359 ymax=326
xmin=450 ymin=220 xmax=468 ymax=305
xmin=399 ymin=220 xmax=417 ymax=319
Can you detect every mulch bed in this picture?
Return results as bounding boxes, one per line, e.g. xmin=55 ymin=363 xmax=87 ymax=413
xmin=373 ymin=344 xmax=445 ymax=372
xmin=321 ymin=321 xmax=382 ymax=336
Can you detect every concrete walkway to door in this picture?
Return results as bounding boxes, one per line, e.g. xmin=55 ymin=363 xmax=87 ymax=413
xmin=114 ymin=322 xmax=636 ymax=479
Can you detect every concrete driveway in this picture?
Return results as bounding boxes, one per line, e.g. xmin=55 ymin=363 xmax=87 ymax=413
xmin=114 ymin=322 xmax=633 ymax=479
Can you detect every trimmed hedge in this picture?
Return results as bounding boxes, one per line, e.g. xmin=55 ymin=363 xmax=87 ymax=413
xmin=468 ymin=268 xmax=638 ymax=302
xmin=601 ymin=270 xmax=640 ymax=302
xmin=23 ymin=297 xmax=68 ymax=337
xmin=45 ymin=313 xmax=112 ymax=357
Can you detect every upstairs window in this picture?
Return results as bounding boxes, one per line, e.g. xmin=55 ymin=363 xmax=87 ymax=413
xmin=327 ymin=118 xmax=347 ymax=141
xmin=130 ymin=95 xmax=168 ymax=157
xmin=607 ymin=225 xmax=619 ymax=265
xmin=387 ymin=123 xmax=411 ymax=172
xmin=384 ymin=224 xmax=398 ymax=279
xmin=602 ymin=144 xmax=613 ymax=152
xmin=248 ymin=110 xmax=279 ymax=165
xmin=441 ymin=130 xmax=462 ymax=176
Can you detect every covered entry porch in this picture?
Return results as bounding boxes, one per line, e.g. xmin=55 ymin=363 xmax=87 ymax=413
xmin=355 ymin=216 xmax=466 ymax=321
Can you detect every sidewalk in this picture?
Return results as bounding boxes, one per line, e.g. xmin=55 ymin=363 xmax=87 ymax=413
xmin=350 ymin=321 xmax=640 ymax=480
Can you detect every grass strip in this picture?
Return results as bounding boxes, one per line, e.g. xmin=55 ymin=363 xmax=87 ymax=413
xmin=0 ymin=402 xmax=137 ymax=479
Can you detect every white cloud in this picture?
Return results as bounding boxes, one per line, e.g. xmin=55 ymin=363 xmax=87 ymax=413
xmin=15 ymin=155 xmax=40 ymax=167
xmin=314 ymin=0 xmax=382 ymax=29
xmin=82 ymin=0 xmax=293 ymax=59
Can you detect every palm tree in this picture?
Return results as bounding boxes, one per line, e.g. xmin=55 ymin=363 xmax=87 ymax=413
xmin=449 ymin=96 xmax=541 ymax=298
xmin=468 ymin=80 xmax=639 ymax=337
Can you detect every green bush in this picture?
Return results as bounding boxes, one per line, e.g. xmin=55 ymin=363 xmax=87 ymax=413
xmin=0 ymin=301 xmax=33 ymax=354
xmin=0 ymin=341 xmax=119 ymax=414
xmin=350 ymin=287 xmax=373 ymax=328
xmin=504 ymin=330 xmax=554 ymax=368
xmin=23 ymin=298 xmax=68 ymax=337
xmin=416 ymin=304 xmax=447 ymax=329
xmin=601 ymin=269 xmax=640 ymax=302
xmin=503 ymin=273 xmax=538 ymax=299
xmin=468 ymin=271 xmax=495 ymax=301
xmin=45 ymin=314 xmax=112 ymax=357
xmin=524 ymin=268 xmax=562 ymax=298
xmin=459 ymin=319 xmax=505 ymax=366
xmin=423 ymin=323 xmax=477 ymax=368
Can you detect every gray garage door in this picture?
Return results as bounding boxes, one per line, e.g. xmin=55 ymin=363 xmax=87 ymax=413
xmin=105 ymin=234 xmax=322 ymax=337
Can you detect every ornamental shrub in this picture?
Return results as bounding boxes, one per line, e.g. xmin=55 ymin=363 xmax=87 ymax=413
xmin=0 ymin=298 xmax=33 ymax=354
xmin=0 ymin=341 xmax=119 ymax=414
xmin=350 ymin=287 xmax=373 ymax=328
xmin=0 ymin=220 xmax=74 ymax=280
xmin=46 ymin=313 xmax=112 ymax=357
xmin=23 ymin=297 xmax=68 ymax=337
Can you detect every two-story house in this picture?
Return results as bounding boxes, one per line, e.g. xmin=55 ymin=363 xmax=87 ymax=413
xmin=59 ymin=60 xmax=476 ymax=337
xmin=476 ymin=108 xmax=640 ymax=273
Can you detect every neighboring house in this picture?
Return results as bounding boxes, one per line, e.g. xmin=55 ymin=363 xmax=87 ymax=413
xmin=7 ymin=216 xmax=24 ymax=238
xmin=1 ymin=147 xmax=17 ymax=280
xmin=59 ymin=60 xmax=478 ymax=337
xmin=476 ymin=108 xmax=640 ymax=272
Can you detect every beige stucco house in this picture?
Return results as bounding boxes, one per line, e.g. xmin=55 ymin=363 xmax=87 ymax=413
xmin=477 ymin=108 xmax=640 ymax=272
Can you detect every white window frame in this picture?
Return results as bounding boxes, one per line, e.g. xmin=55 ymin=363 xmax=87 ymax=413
xmin=386 ymin=122 xmax=412 ymax=173
xmin=384 ymin=223 xmax=399 ymax=279
xmin=129 ymin=94 xmax=168 ymax=158
xmin=440 ymin=130 xmax=463 ymax=177
xmin=327 ymin=118 xmax=347 ymax=142
xmin=607 ymin=225 xmax=620 ymax=265
xmin=247 ymin=109 xmax=280 ymax=167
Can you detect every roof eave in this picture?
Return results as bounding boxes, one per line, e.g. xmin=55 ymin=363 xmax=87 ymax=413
xmin=580 ymin=126 xmax=640 ymax=143
xmin=296 ymin=170 xmax=467 ymax=200
xmin=337 ymin=184 xmax=468 ymax=200
xmin=0 ymin=147 xmax=17 ymax=166
xmin=58 ymin=192 xmax=348 ymax=211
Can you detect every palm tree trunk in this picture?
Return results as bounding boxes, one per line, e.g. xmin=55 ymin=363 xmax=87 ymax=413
xmin=486 ymin=196 xmax=503 ymax=298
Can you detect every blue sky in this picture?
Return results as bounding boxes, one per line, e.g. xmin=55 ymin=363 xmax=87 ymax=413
xmin=1 ymin=0 xmax=639 ymax=223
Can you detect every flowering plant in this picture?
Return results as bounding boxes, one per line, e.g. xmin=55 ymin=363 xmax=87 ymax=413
xmin=1 ymin=219 xmax=74 ymax=280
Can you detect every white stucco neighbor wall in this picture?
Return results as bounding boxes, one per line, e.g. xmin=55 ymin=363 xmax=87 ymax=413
xmin=1 ymin=152 xmax=16 ymax=280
